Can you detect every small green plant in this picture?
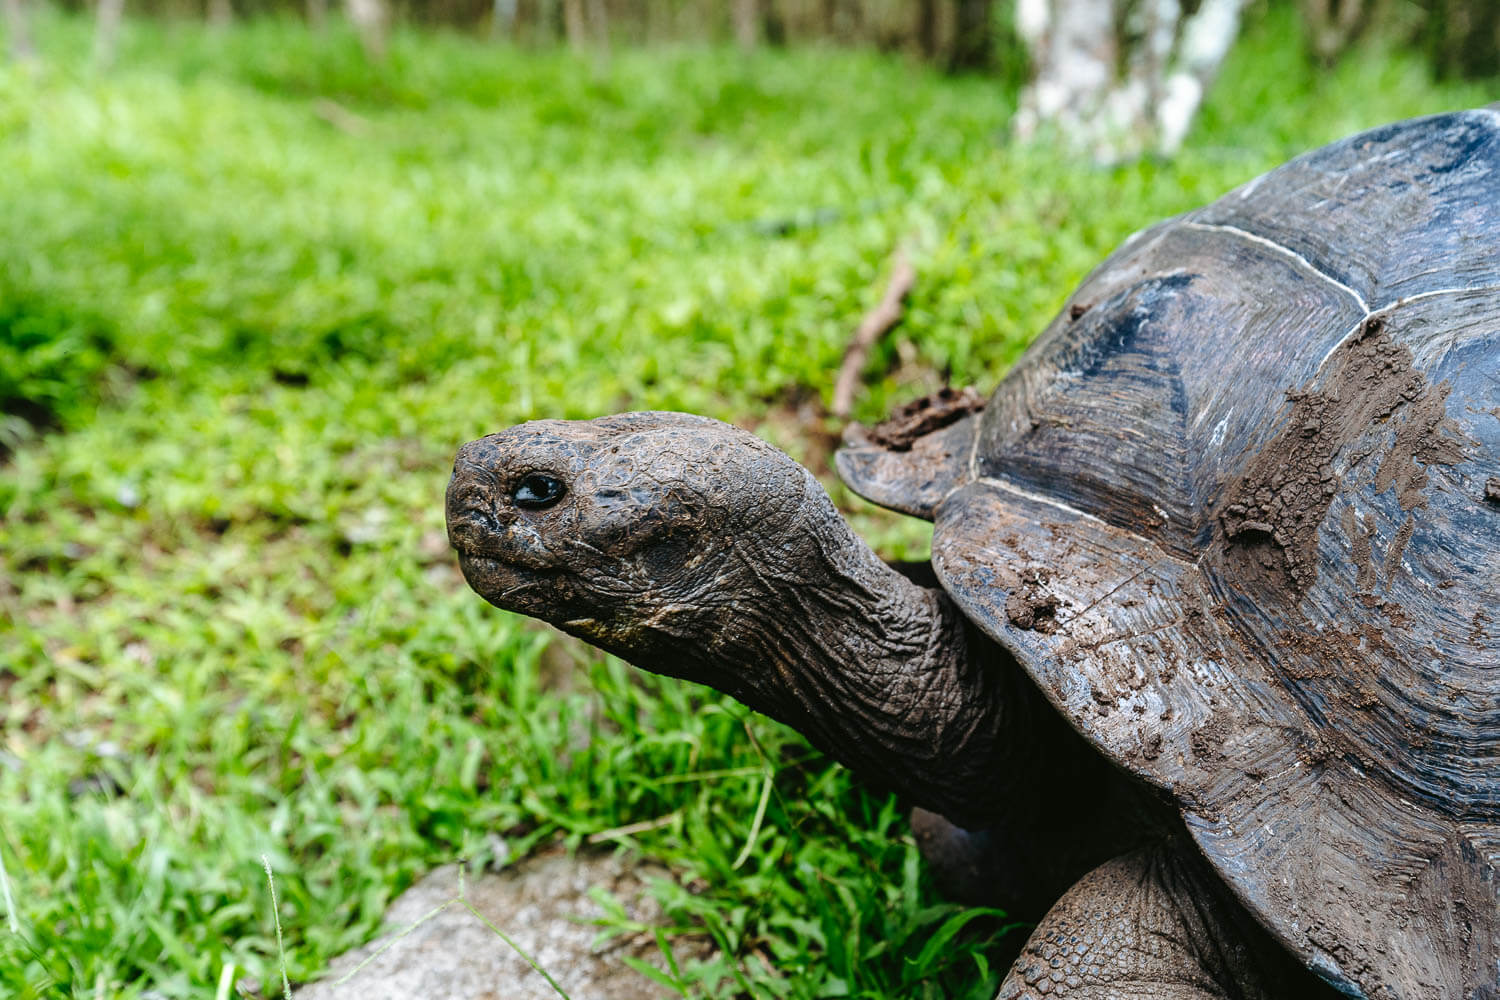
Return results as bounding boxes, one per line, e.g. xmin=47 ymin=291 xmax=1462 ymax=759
xmin=0 ymin=282 xmax=116 ymax=447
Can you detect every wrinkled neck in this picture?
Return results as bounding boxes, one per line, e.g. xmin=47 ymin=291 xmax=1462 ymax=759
xmin=628 ymin=498 xmax=1009 ymax=828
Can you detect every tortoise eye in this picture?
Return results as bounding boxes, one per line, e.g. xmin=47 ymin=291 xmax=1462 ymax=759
xmin=514 ymin=472 xmax=565 ymax=510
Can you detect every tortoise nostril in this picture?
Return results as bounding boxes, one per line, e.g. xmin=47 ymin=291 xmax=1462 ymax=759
xmin=461 ymin=504 xmax=502 ymax=535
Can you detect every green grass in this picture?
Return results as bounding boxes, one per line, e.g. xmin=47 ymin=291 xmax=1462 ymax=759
xmin=0 ymin=6 xmax=1492 ymax=998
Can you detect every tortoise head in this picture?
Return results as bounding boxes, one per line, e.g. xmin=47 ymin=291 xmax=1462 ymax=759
xmin=445 ymin=411 xmax=822 ymax=663
xmin=447 ymin=410 xmax=1008 ymax=828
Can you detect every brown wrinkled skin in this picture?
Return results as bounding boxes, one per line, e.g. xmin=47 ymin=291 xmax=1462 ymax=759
xmin=447 ymin=412 xmax=1333 ymax=998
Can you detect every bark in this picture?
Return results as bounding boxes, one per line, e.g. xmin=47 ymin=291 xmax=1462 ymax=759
xmin=761 ymin=0 xmax=785 ymax=44
xmin=3 ymin=0 xmax=35 ymax=63
xmin=914 ymin=0 xmax=938 ymax=60
xmin=1154 ymin=0 xmax=1247 ymax=154
xmin=1012 ymin=0 xmax=1115 ymax=151
xmin=561 ymin=0 xmax=585 ymax=49
xmin=732 ymin=0 xmax=758 ymax=49
xmin=345 ymin=0 xmax=388 ymax=59
xmin=1014 ymin=0 xmax=1247 ymax=162
xmin=491 ymin=0 xmax=517 ymax=38
xmin=1299 ymin=0 xmax=1375 ymax=65
xmin=94 ymin=0 xmax=126 ymax=67
xmin=948 ymin=0 xmax=993 ymax=71
xmin=585 ymin=0 xmax=607 ymax=49
xmin=1427 ymin=0 xmax=1500 ymax=79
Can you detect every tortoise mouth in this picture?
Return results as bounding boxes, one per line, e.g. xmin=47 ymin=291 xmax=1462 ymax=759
xmin=454 ymin=550 xmax=558 ymax=616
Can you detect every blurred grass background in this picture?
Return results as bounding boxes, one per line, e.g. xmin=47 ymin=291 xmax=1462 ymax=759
xmin=0 ymin=4 xmax=1494 ymax=997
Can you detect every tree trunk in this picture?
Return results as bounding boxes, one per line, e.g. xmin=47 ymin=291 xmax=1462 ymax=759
xmin=1014 ymin=0 xmax=1246 ymax=161
xmin=762 ymin=0 xmax=785 ymax=45
xmin=914 ymin=0 xmax=938 ymax=60
xmin=207 ymin=0 xmax=233 ymax=28
xmin=1427 ymin=0 xmax=1500 ymax=79
xmin=491 ymin=0 xmax=517 ymax=38
xmin=562 ymin=0 xmax=585 ymax=49
xmin=3 ymin=0 xmax=35 ymax=63
xmin=1154 ymin=0 xmax=1247 ymax=154
xmin=307 ymin=0 xmax=327 ymax=30
xmin=585 ymin=0 xmax=607 ymax=48
xmin=1299 ymin=0 xmax=1374 ymax=65
xmin=345 ymin=0 xmax=388 ymax=59
xmin=733 ymin=0 xmax=758 ymax=49
xmin=94 ymin=0 xmax=126 ymax=66
xmin=1012 ymin=0 xmax=1116 ymax=150
xmin=949 ymin=0 xmax=993 ymax=71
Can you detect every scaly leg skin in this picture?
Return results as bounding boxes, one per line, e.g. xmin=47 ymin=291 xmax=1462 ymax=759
xmin=912 ymin=804 xmax=1156 ymax=918
xmin=996 ymin=844 xmax=1334 ymax=999
xmin=907 ymin=629 xmax=1177 ymax=919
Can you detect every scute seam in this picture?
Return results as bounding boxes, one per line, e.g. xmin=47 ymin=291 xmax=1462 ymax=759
xmin=1182 ymin=221 xmax=1370 ymax=312
xmin=1314 ymin=282 xmax=1500 ymax=371
xmin=972 ymin=476 xmax=1113 ymax=528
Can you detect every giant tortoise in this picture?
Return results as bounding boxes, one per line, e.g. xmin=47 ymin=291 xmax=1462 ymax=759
xmin=445 ymin=110 xmax=1500 ymax=998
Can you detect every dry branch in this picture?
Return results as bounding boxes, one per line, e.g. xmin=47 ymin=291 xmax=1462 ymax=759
xmin=832 ymin=248 xmax=915 ymax=420
xmin=313 ymin=97 xmax=370 ymax=134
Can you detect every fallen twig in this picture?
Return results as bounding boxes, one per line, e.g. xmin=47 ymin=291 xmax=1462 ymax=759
xmin=313 ymin=98 xmax=370 ymax=135
xmin=832 ymin=247 xmax=916 ymax=420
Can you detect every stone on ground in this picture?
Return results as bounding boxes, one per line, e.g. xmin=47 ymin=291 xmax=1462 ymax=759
xmin=296 ymin=850 xmax=708 ymax=1000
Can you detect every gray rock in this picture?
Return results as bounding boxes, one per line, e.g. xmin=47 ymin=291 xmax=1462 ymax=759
xmin=296 ymin=851 xmax=709 ymax=1000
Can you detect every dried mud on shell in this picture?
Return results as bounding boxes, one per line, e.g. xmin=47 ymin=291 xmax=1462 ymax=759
xmin=1218 ymin=316 xmax=1468 ymax=598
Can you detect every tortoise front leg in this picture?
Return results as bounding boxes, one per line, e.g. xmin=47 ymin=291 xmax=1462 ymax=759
xmin=996 ymin=844 xmax=1330 ymax=999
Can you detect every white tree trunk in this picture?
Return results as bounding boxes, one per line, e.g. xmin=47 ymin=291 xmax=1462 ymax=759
xmin=345 ymin=0 xmax=388 ymax=59
xmin=208 ymin=0 xmax=233 ymax=29
xmin=94 ymin=0 xmax=126 ymax=66
xmin=3 ymin=0 xmax=35 ymax=63
xmin=1156 ymin=0 xmax=1247 ymax=154
xmin=491 ymin=0 xmax=517 ymax=38
xmin=1012 ymin=0 xmax=1116 ymax=153
xmin=307 ymin=0 xmax=327 ymax=29
xmin=1014 ymin=0 xmax=1247 ymax=162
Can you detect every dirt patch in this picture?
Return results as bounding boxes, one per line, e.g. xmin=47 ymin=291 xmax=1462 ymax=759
xmin=1004 ymin=569 xmax=1061 ymax=633
xmin=862 ymin=386 xmax=985 ymax=452
xmin=1219 ymin=316 xmax=1468 ymax=596
xmin=1189 ymin=713 xmax=1230 ymax=760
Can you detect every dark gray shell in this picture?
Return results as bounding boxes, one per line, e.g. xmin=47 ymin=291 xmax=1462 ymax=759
xmin=839 ymin=110 xmax=1500 ymax=998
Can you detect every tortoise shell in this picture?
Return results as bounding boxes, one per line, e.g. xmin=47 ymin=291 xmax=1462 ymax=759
xmin=839 ymin=109 xmax=1500 ymax=998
